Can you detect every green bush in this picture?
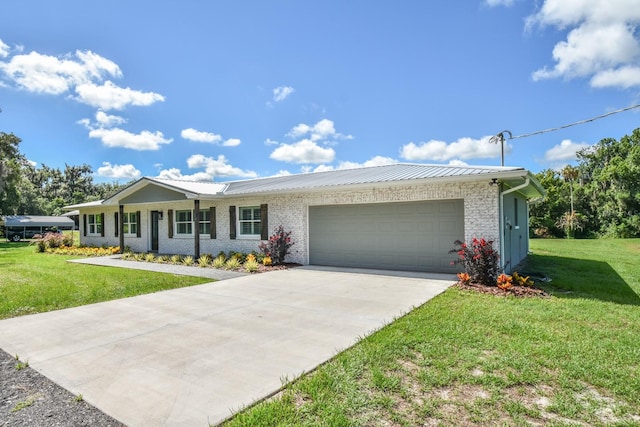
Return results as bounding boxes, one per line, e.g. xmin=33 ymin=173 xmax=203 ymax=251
xmin=224 ymin=257 xmax=241 ymax=270
xmin=244 ymin=258 xmax=260 ymax=273
xmin=213 ymin=255 xmax=226 ymax=269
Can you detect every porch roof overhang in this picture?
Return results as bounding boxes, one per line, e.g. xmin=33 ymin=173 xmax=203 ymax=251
xmin=101 ymin=177 xmax=227 ymax=206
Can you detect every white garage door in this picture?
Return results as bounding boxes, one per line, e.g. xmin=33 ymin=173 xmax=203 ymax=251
xmin=309 ymin=200 xmax=464 ymax=273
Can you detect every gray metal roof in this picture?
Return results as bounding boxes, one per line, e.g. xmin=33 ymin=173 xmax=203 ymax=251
xmin=222 ymin=163 xmax=527 ymax=195
xmin=79 ymin=163 xmax=542 ymax=207
xmin=0 ymin=215 xmax=75 ymax=227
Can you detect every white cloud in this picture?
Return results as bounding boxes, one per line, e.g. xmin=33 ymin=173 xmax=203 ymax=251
xmin=0 ymin=39 xmax=9 ymax=58
xmin=0 ymin=50 xmax=121 ymax=95
xmin=311 ymin=165 xmax=335 ymax=173
xmin=270 ymin=139 xmax=336 ymax=164
xmin=335 ymin=156 xmax=398 ymax=170
xmin=264 ymin=138 xmax=279 ymax=146
xmin=399 ymin=136 xmax=508 ymax=161
xmin=485 ymin=0 xmax=515 ymax=6
xmin=273 ymin=85 xmax=295 ymax=102
xmin=527 ymin=0 xmax=640 ymax=89
xmin=303 ymin=156 xmax=397 ymax=173
xmin=590 ymin=65 xmax=640 ymax=88
xmin=544 ymin=139 xmax=591 ymax=162
xmin=270 ymin=118 xmax=352 ymax=164
xmin=223 ymin=138 xmax=241 ymax=147
xmin=156 ymin=168 xmax=213 ymax=182
xmin=181 ymin=128 xmax=222 ymax=143
xmin=157 ymin=154 xmax=257 ymax=181
xmin=194 ymin=155 xmax=258 ymax=178
xmin=74 ymin=80 xmax=164 ymax=110
xmin=88 ymin=128 xmax=172 ymax=151
xmin=181 ymin=128 xmax=241 ymax=147
xmin=448 ymin=159 xmax=469 ymax=166
xmin=287 ymin=119 xmax=352 ymax=142
xmin=95 ymin=111 xmax=126 ymax=127
xmin=0 ymin=47 xmax=167 ymax=108
xmin=97 ymin=162 xmax=141 ymax=180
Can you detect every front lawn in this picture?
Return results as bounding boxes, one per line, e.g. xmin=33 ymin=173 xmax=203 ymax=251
xmin=224 ymin=239 xmax=640 ymax=426
xmin=0 ymin=242 xmax=210 ymax=319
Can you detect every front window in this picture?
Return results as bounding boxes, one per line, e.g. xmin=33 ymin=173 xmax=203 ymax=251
xmin=175 ymin=210 xmax=192 ymax=235
xmin=239 ymin=206 xmax=261 ymax=236
xmin=199 ymin=210 xmax=211 ymax=235
xmin=88 ymin=214 xmax=103 ymax=235
xmin=123 ymin=212 xmax=137 ymax=236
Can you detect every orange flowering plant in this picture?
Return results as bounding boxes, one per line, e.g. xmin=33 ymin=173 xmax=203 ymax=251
xmin=497 ymin=273 xmax=513 ymax=290
xmin=457 ymin=272 xmax=471 ymax=284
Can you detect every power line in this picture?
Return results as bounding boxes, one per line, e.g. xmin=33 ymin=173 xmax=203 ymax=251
xmin=489 ymin=103 xmax=640 ymax=166
xmin=508 ymin=103 xmax=640 ymax=140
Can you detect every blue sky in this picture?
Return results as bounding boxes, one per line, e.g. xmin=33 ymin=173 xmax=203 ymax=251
xmin=1 ymin=0 xmax=639 ymax=182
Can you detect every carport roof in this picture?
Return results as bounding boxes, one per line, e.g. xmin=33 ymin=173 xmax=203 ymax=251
xmin=66 ymin=163 xmax=544 ymax=207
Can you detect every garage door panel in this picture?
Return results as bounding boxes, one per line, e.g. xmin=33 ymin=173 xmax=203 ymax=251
xmin=309 ymin=200 xmax=464 ymax=273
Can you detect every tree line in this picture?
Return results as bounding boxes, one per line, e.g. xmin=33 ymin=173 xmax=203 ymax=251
xmin=0 ymin=132 xmax=127 ymax=216
xmin=530 ymin=127 xmax=640 ymax=238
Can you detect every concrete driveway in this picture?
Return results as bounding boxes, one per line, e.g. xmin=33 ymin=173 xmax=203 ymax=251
xmin=0 ymin=266 xmax=453 ymax=426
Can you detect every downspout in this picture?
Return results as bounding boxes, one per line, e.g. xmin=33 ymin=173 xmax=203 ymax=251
xmin=499 ymin=177 xmax=530 ymax=272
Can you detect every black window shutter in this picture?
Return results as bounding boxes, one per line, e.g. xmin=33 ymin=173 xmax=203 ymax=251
xmin=136 ymin=211 xmax=141 ymax=238
xmin=210 ymin=207 xmax=216 ymax=239
xmin=260 ymin=204 xmax=268 ymax=240
xmin=100 ymin=213 xmax=105 ymax=237
xmin=167 ymin=209 xmax=174 ymax=238
xmin=114 ymin=212 xmax=119 ymax=237
xmin=229 ymin=206 xmax=236 ymax=240
xmin=83 ymin=214 xmax=87 ymax=237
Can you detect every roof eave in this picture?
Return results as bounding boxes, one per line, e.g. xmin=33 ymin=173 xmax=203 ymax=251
xmin=222 ymin=168 xmax=532 ymax=197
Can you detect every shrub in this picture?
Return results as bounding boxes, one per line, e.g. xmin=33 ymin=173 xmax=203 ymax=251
xmin=244 ymin=258 xmax=260 ymax=273
xmin=450 ymin=238 xmax=500 ymax=287
xmin=457 ymin=272 xmax=471 ymax=284
xmin=144 ymin=253 xmax=156 ymax=262
xmin=262 ymin=256 xmax=272 ymax=266
xmin=156 ymin=255 xmax=170 ymax=263
xmin=258 ymin=225 xmax=294 ymax=264
xmin=182 ymin=256 xmax=194 ymax=266
xmin=512 ymin=271 xmax=534 ymax=287
xmin=32 ymin=232 xmax=73 ymax=252
xmin=497 ymin=273 xmax=513 ymax=290
xmin=170 ymin=254 xmax=182 ymax=264
xmin=198 ymin=254 xmax=212 ymax=267
xmin=228 ymin=251 xmax=245 ymax=263
xmin=225 ymin=257 xmax=241 ymax=270
xmin=213 ymin=255 xmax=226 ymax=269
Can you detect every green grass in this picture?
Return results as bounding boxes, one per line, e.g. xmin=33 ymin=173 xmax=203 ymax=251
xmin=0 ymin=242 xmax=210 ymax=319
xmin=224 ymin=239 xmax=640 ymax=426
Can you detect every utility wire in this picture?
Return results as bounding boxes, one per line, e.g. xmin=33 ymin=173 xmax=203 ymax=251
xmin=488 ymin=103 xmax=640 ymax=166
xmin=493 ymin=103 xmax=640 ymax=142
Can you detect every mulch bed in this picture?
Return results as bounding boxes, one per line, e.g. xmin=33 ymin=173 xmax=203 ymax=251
xmin=243 ymin=262 xmax=301 ymax=273
xmin=455 ymin=281 xmax=549 ymax=298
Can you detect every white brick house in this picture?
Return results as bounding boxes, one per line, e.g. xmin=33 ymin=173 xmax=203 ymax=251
xmin=66 ymin=164 xmax=544 ymax=273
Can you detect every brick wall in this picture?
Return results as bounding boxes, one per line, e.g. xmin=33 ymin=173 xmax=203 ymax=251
xmin=79 ymin=180 xmax=501 ymax=264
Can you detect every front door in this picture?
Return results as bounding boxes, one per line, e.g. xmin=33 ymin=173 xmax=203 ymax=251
xmin=151 ymin=211 xmax=160 ymax=252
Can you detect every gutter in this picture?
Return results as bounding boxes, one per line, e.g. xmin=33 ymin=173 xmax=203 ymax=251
xmin=499 ymin=177 xmax=530 ymax=272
